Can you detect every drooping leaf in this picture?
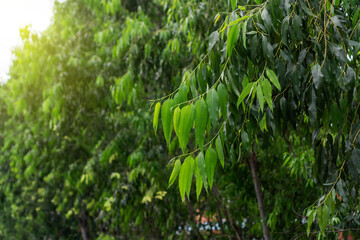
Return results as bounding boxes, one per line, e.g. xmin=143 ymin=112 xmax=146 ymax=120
xmin=214 ymin=13 xmax=220 ymax=24
xmin=217 ymin=83 xmax=228 ymax=118
xmin=197 ymin=66 xmax=207 ymax=93
xmin=161 ymin=99 xmax=174 ymax=146
xmin=259 ymin=113 xmax=267 ymax=132
xmin=194 ymin=162 xmax=203 ymax=200
xmin=205 ymin=147 xmax=217 ymax=190
xmin=230 ymin=0 xmax=237 ymax=11
xmin=262 ymin=36 xmax=274 ymax=59
xmin=237 ymin=82 xmax=255 ymax=107
xmin=173 ymin=106 xmax=181 ymax=137
xmin=261 ymin=78 xmax=273 ymax=111
xmin=226 ymin=22 xmax=240 ymax=57
xmin=281 ymin=16 xmax=289 ymax=45
xmin=299 ymin=0 xmax=315 ymax=17
xmin=208 ymin=31 xmax=219 ymax=52
xmin=297 ymin=48 xmax=307 ymax=65
xmin=265 ymin=68 xmax=281 ymax=90
xmin=261 ymin=8 xmax=272 ymax=31
xmin=242 ymin=20 xmax=248 ymax=49
xmin=306 ymin=209 xmax=316 ymax=236
xmin=318 ymin=205 xmax=329 ymax=233
xmin=256 ymin=84 xmax=264 ymax=112
xmin=207 ymin=89 xmax=219 ymax=128
xmin=351 ymin=148 xmax=360 ymax=174
xmin=178 ymin=104 xmax=195 ymax=153
xmin=311 ymin=64 xmax=323 ymax=89
xmin=168 ymin=159 xmax=181 ymax=188
xmin=215 ymin=136 xmax=224 ymax=168
xmin=178 ymin=156 xmax=194 ymax=201
xmin=196 ymin=152 xmax=208 ymax=191
xmin=153 ymin=102 xmax=161 ymax=134
xmin=195 ymin=99 xmax=208 ymax=150
xmin=174 ymin=84 xmax=188 ymax=107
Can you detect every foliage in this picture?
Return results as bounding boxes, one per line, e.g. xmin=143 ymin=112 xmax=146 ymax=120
xmin=0 ymin=0 xmax=358 ymax=239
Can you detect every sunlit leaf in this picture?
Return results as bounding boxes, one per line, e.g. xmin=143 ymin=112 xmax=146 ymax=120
xmin=237 ymin=82 xmax=255 ymax=107
xmin=168 ymin=159 xmax=181 ymax=188
xmin=153 ymin=102 xmax=161 ymax=134
xmin=178 ymin=104 xmax=195 ymax=153
xmin=179 ymin=156 xmax=194 ymax=201
xmin=161 ymin=99 xmax=174 ymax=145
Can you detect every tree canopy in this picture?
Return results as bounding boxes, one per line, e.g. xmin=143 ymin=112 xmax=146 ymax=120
xmin=0 ymin=0 xmax=359 ymax=239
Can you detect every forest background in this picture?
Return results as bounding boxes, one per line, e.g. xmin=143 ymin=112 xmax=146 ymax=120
xmin=0 ymin=0 xmax=359 ymax=239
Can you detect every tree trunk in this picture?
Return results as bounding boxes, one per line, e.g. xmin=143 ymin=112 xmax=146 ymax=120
xmin=79 ymin=212 xmax=90 ymax=240
xmin=249 ymin=151 xmax=271 ymax=240
xmin=213 ymin=185 xmax=242 ymax=240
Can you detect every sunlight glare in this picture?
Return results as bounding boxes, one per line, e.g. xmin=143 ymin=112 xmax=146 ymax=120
xmin=0 ymin=0 xmax=59 ymax=82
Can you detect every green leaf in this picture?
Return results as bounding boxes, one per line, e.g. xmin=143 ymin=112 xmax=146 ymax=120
xmin=209 ymin=31 xmax=219 ymax=52
xmin=195 ymin=99 xmax=208 ymax=151
xmin=173 ymin=106 xmax=181 ymax=137
xmin=281 ymin=16 xmax=289 ymax=45
xmin=262 ymin=36 xmax=274 ymax=59
xmin=241 ymin=131 xmax=249 ymax=149
xmin=228 ymin=15 xmax=250 ymax=27
xmin=293 ymin=15 xmax=303 ymax=41
xmin=231 ymin=0 xmax=237 ymax=10
xmin=261 ymin=8 xmax=272 ymax=31
xmin=265 ymin=68 xmax=281 ymax=90
xmin=214 ymin=13 xmax=220 ymax=24
xmin=178 ymin=104 xmax=195 ymax=153
xmin=217 ymin=83 xmax=228 ymax=118
xmin=197 ymin=66 xmax=207 ymax=93
xmin=259 ymin=114 xmax=267 ymax=132
xmin=299 ymin=1 xmax=315 ymax=17
xmin=153 ymin=102 xmax=161 ymax=134
xmin=236 ymin=82 xmax=255 ymax=107
xmin=256 ymin=84 xmax=264 ymax=112
xmin=174 ymin=83 xmax=188 ymax=107
xmin=215 ymin=136 xmax=224 ymax=168
xmin=297 ymin=48 xmax=307 ymax=65
xmin=318 ymin=205 xmax=329 ymax=233
xmin=311 ymin=64 xmax=323 ymax=89
xmin=226 ymin=22 xmax=240 ymax=58
xmin=207 ymin=89 xmax=219 ymax=128
xmin=194 ymin=162 xmax=203 ymax=201
xmin=205 ymin=147 xmax=217 ymax=190
xmin=242 ymin=20 xmax=248 ymax=49
xmin=351 ymin=148 xmax=360 ymax=174
xmin=179 ymin=156 xmax=194 ymax=201
xmin=261 ymin=78 xmax=273 ymax=111
xmin=196 ymin=152 xmax=208 ymax=191
xmin=306 ymin=209 xmax=316 ymax=236
xmin=168 ymin=159 xmax=181 ymax=188
xmin=161 ymin=99 xmax=174 ymax=146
